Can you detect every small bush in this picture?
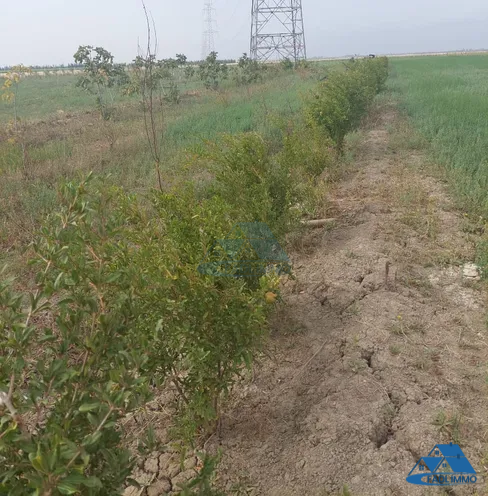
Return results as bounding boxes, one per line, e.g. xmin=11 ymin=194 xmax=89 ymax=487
xmin=201 ymin=133 xmax=307 ymax=238
xmin=306 ymin=57 xmax=389 ymax=151
xmin=199 ymin=52 xmax=229 ymax=90
xmin=278 ymin=121 xmax=334 ymax=178
xmin=234 ymin=53 xmax=263 ymax=86
xmin=280 ymin=58 xmax=294 ymax=71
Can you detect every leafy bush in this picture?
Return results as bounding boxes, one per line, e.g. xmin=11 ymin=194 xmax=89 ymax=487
xmin=278 ymin=121 xmax=334 ymax=178
xmin=306 ymin=57 xmax=389 ymax=151
xmin=123 ymin=54 xmax=188 ymax=104
xmin=280 ymin=58 xmax=294 ymax=71
xmin=0 ymin=177 xmax=150 ymax=495
xmin=0 ymin=174 xmax=277 ymax=493
xmin=199 ymin=52 xmax=229 ymax=90
xmin=129 ymin=188 xmax=272 ymax=438
xmin=201 ymin=133 xmax=303 ymax=238
xmin=74 ymin=46 xmax=128 ymax=120
xmin=234 ymin=53 xmax=263 ymax=86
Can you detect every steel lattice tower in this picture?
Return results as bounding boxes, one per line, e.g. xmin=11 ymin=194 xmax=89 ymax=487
xmin=202 ymin=0 xmax=217 ymax=60
xmin=250 ymin=0 xmax=306 ymax=62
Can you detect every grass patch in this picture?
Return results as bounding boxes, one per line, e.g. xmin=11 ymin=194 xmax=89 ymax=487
xmin=434 ymin=410 xmax=463 ymax=445
xmin=389 ymin=55 xmax=488 ymax=217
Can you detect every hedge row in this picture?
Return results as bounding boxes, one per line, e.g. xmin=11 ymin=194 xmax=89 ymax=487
xmin=307 ymin=57 xmax=389 ymax=150
xmin=0 ymin=58 xmax=388 ymax=495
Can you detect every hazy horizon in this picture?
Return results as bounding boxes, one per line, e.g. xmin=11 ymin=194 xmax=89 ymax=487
xmin=2 ymin=0 xmax=488 ymax=66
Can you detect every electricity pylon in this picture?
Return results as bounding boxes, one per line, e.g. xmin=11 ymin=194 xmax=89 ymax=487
xmin=250 ymin=0 xmax=306 ymax=62
xmin=202 ymin=0 xmax=217 ymax=60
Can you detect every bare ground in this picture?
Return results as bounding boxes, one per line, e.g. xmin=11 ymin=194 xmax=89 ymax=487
xmin=204 ymin=104 xmax=488 ymax=495
xmin=126 ymin=102 xmax=488 ymax=495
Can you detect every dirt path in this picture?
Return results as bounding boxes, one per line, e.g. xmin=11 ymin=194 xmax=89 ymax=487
xmin=210 ymin=104 xmax=488 ymax=495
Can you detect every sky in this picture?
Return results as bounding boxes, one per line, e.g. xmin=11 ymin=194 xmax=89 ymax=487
xmin=2 ymin=0 xmax=488 ymax=66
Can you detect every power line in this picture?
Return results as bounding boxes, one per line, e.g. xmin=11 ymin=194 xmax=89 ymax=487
xmin=250 ymin=0 xmax=307 ymax=62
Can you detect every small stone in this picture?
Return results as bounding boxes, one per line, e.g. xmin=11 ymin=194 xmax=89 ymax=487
xmin=171 ymin=469 xmax=195 ymax=489
xmin=184 ymin=457 xmax=197 ymax=471
xmin=158 ymin=453 xmax=173 ymax=474
xmin=168 ymin=463 xmax=181 ymax=478
xmin=147 ymin=478 xmax=172 ymax=496
xmin=463 ymin=263 xmax=481 ymax=279
xmin=144 ymin=457 xmax=159 ymax=474
xmin=132 ymin=470 xmax=154 ymax=486
xmin=296 ymin=459 xmax=306 ymax=469
xmin=123 ymin=486 xmax=139 ymax=496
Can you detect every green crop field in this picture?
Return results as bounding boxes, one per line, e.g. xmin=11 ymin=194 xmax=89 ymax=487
xmin=389 ymin=54 xmax=488 ymax=215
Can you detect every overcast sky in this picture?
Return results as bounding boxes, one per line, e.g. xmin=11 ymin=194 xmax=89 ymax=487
xmin=2 ymin=0 xmax=488 ymax=66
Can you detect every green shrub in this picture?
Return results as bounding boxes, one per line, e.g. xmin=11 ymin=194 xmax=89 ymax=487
xmin=0 ymin=174 xmax=277 ymax=493
xmin=201 ymin=133 xmax=304 ymax=237
xmin=133 ymin=188 xmax=272 ymax=437
xmin=199 ymin=52 xmax=229 ymax=90
xmin=74 ymin=46 xmax=128 ymax=120
xmin=278 ymin=121 xmax=334 ymax=177
xmin=306 ymin=57 xmax=389 ymax=151
xmin=280 ymin=58 xmax=294 ymax=71
xmin=0 ymin=177 xmax=151 ymax=495
xmin=234 ymin=53 xmax=263 ymax=86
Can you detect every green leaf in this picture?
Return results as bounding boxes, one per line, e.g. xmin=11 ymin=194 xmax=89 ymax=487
xmin=126 ymin=478 xmax=142 ymax=489
xmin=78 ymin=403 xmax=101 ymax=412
xmin=82 ymin=476 xmax=102 ymax=488
xmin=57 ymin=481 xmax=79 ymax=495
xmin=82 ymin=431 xmax=102 ymax=447
xmin=54 ymin=272 xmax=64 ymax=289
xmin=29 ymin=448 xmax=48 ymax=474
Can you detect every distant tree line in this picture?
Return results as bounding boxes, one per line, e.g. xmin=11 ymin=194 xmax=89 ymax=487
xmin=0 ymin=63 xmax=84 ymax=71
xmin=0 ymin=58 xmax=236 ymax=72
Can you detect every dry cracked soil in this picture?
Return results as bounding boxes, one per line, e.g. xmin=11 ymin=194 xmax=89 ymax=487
xmin=127 ymin=102 xmax=488 ymax=495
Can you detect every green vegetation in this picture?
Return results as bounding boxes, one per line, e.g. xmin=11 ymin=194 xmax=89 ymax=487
xmin=0 ymin=69 xmax=321 ymax=264
xmin=389 ymin=54 xmax=488 ymax=275
xmin=389 ymin=55 xmax=488 ymax=215
xmin=0 ymin=56 xmax=388 ymax=494
xmin=0 ymin=75 xmax=132 ymax=122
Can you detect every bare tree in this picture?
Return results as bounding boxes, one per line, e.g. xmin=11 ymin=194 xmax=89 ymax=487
xmin=139 ymin=0 xmax=164 ymax=191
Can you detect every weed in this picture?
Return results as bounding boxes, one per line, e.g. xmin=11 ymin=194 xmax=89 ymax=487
xmin=344 ymin=303 xmax=360 ymax=317
xmin=390 ymin=316 xmax=426 ymax=337
xmin=349 ymin=359 xmax=367 ymax=374
xmin=414 ymin=349 xmax=433 ymax=371
xmin=401 ymin=274 xmax=433 ymax=297
xmin=434 ymin=410 xmax=462 ymax=444
xmin=389 ymin=345 xmax=402 ymax=355
xmin=137 ymin=425 xmax=161 ymax=455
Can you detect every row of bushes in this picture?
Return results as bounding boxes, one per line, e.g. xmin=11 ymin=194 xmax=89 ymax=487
xmin=0 ymin=57 xmax=388 ymax=495
xmin=307 ymin=57 xmax=389 ymax=150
